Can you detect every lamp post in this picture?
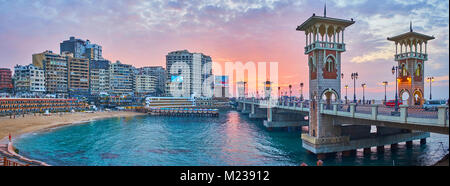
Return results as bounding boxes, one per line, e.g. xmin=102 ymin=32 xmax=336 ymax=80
xmin=278 ymin=87 xmax=281 ymax=100
xmin=382 ymin=81 xmax=388 ymax=103
xmin=426 ymin=77 xmax=434 ymax=100
xmin=392 ymin=66 xmax=399 ymax=112
xmin=361 ymin=83 xmax=366 ymax=104
xmin=289 ymin=84 xmax=292 ymax=103
xmin=300 ymin=83 xmax=304 ymax=101
xmin=344 ymin=85 xmax=348 ymax=104
xmin=264 ymin=81 xmax=271 ymax=100
xmin=351 ymin=72 xmax=358 ymax=103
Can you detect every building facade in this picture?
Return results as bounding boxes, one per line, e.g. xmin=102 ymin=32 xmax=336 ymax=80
xmin=60 ymin=37 xmax=102 ymax=60
xmin=138 ymin=66 xmax=166 ymax=96
xmin=32 ymin=50 xmax=69 ymax=98
xmin=90 ymin=60 xmax=110 ymax=95
xmin=134 ymin=74 xmax=157 ymax=96
xmin=68 ymin=57 xmax=90 ymax=97
xmin=0 ymin=98 xmax=88 ymax=115
xmin=0 ymin=68 xmax=13 ymax=94
xmin=109 ymin=61 xmax=134 ymax=96
xmin=166 ymin=50 xmax=212 ymax=98
xmin=13 ymin=64 xmax=45 ymax=96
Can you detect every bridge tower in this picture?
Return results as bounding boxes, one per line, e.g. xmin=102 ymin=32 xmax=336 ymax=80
xmin=296 ymin=8 xmax=354 ymax=138
xmin=387 ymin=23 xmax=434 ymax=106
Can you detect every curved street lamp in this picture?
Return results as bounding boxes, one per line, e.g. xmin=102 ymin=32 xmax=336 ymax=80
xmin=426 ymin=77 xmax=434 ymax=100
xmin=361 ymin=83 xmax=367 ymax=104
xmin=382 ymin=81 xmax=388 ymax=103
xmin=392 ymin=66 xmax=399 ymax=112
xmin=351 ymin=72 xmax=358 ymax=103
xmin=300 ymin=83 xmax=304 ymax=101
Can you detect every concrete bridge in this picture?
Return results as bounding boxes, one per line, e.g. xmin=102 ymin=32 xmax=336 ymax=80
xmin=234 ymin=98 xmax=449 ymax=157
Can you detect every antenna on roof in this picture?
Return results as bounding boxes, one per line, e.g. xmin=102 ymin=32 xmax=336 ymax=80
xmin=324 ymin=0 xmax=327 ymax=17
xmin=410 ymin=21 xmax=413 ymax=32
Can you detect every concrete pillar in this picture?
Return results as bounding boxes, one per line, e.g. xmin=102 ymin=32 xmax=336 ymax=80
xmin=399 ymin=104 xmax=408 ymax=123
xmin=332 ymin=103 xmax=338 ymax=115
xmin=350 ymin=103 xmax=356 ymax=117
xmin=319 ymin=102 xmax=324 ymax=113
xmin=437 ymin=105 xmax=448 ymax=125
xmin=391 ymin=143 xmax=398 ymax=150
xmin=363 ymin=148 xmax=371 ymax=154
xmin=371 ymin=104 xmax=379 ymax=120
xmin=420 ymin=138 xmax=426 ymax=145
xmin=377 ymin=146 xmax=385 ymax=153
xmin=267 ymin=107 xmax=272 ymax=122
xmin=406 ymin=141 xmax=413 ymax=148
xmin=251 ymin=103 xmax=255 ymax=114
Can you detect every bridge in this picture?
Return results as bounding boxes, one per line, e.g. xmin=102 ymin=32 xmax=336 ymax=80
xmin=231 ymin=8 xmax=450 ymax=158
xmin=234 ymin=98 xmax=448 ymax=156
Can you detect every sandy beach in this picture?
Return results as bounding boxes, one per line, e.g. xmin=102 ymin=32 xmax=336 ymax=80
xmin=0 ymin=111 xmax=146 ymax=141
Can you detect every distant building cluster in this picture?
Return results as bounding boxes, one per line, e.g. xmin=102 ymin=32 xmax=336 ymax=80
xmin=0 ymin=37 xmax=228 ymax=106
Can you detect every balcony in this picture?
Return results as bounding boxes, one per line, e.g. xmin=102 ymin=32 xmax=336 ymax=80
xmin=304 ymin=41 xmax=346 ymax=54
xmin=395 ymin=52 xmax=428 ymax=61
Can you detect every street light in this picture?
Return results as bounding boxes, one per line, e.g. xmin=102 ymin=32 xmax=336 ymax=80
xmin=289 ymin=84 xmax=292 ymax=103
xmin=351 ymin=72 xmax=358 ymax=103
xmin=392 ymin=66 xmax=399 ymax=112
xmin=300 ymin=83 xmax=304 ymax=101
xmin=382 ymin=81 xmax=388 ymax=103
xmin=264 ymin=81 xmax=271 ymax=100
xmin=278 ymin=87 xmax=281 ymax=100
xmin=361 ymin=83 xmax=367 ymax=104
xmin=344 ymin=85 xmax=348 ymax=104
xmin=426 ymin=77 xmax=434 ymax=100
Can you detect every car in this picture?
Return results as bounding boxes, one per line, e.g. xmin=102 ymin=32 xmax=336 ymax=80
xmin=423 ymin=100 xmax=446 ymax=111
xmin=385 ymin=100 xmax=403 ymax=107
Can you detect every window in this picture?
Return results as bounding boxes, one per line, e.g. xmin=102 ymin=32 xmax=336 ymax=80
xmin=325 ymin=56 xmax=335 ymax=72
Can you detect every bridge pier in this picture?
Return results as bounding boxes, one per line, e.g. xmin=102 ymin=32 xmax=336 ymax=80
xmin=249 ymin=104 xmax=267 ymax=119
xmin=390 ymin=143 xmax=398 ymax=151
xmin=406 ymin=141 xmax=413 ymax=148
xmin=376 ymin=146 xmax=385 ymax=153
xmin=420 ymin=138 xmax=426 ymax=145
xmin=363 ymin=147 xmax=371 ymax=154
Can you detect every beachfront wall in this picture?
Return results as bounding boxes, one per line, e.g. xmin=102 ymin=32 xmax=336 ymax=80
xmin=0 ymin=98 xmax=88 ymax=115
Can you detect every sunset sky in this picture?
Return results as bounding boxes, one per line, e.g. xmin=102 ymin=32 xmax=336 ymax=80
xmin=0 ymin=0 xmax=448 ymax=99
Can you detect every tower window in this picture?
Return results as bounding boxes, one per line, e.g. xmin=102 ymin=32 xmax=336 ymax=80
xmin=325 ymin=56 xmax=335 ymax=72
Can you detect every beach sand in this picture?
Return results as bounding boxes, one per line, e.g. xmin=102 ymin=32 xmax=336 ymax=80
xmin=0 ymin=111 xmax=146 ymax=141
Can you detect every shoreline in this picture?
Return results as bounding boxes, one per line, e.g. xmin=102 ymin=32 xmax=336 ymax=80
xmin=0 ymin=111 xmax=146 ymax=143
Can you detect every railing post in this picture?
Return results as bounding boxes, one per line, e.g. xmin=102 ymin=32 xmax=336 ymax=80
xmin=332 ymin=102 xmax=338 ymax=115
xmin=371 ymin=104 xmax=379 ymax=120
xmin=350 ymin=103 xmax=356 ymax=117
xmin=437 ymin=105 xmax=448 ymax=126
xmin=399 ymin=104 xmax=408 ymax=123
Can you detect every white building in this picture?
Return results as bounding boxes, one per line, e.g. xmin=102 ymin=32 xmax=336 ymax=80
xmin=13 ymin=64 xmax=46 ymax=95
xmin=165 ymin=50 xmax=213 ymax=98
xmin=134 ymin=74 xmax=157 ymax=96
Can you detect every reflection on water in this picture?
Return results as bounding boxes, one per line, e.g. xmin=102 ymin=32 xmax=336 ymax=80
xmin=14 ymin=110 xmax=449 ymax=166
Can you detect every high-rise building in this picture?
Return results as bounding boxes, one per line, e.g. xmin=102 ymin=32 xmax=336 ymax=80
xmin=90 ymin=60 xmax=110 ymax=95
xmin=68 ymin=57 xmax=90 ymax=97
xmin=13 ymin=64 xmax=45 ymax=95
xmin=134 ymin=74 xmax=157 ymax=96
xmin=60 ymin=36 xmax=102 ymax=60
xmin=166 ymin=50 xmax=212 ymax=98
xmin=32 ymin=50 xmax=69 ymax=98
xmin=0 ymin=68 xmax=13 ymax=94
xmin=109 ymin=61 xmax=134 ymax=96
xmin=138 ymin=66 xmax=166 ymax=96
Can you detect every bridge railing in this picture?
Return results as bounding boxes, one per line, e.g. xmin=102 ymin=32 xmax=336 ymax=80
xmin=320 ymin=101 xmax=448 ymax=127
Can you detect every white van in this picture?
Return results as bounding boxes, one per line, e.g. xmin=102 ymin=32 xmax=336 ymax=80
xmin=423 ymin=100 xmax=446 ymax=111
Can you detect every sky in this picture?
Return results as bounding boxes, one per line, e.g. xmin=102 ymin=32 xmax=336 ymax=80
xmin=0 ymin=0 xmax=448 ymax=100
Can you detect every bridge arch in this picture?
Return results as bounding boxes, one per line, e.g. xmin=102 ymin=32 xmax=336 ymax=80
xmin=399 ymin=89 xmax=410 ymax=104
xmin=413 ymin=89 xmax=423 ymax=105
xmin=321 ymin=88 xmax=339 ymax=104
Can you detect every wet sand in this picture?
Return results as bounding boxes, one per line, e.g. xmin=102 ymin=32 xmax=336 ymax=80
xmin=0 ymin=111 xmax=146 ymax=141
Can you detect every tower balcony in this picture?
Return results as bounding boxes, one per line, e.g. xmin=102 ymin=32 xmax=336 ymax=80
xmin=395 ymin=52 xmax=428 ymax=61
xmin=304 ymin=41 xmax=346 ymax=54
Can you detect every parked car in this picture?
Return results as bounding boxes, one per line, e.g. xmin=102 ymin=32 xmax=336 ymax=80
xmin=385 ymin=100 xmax=403 ymax=107
xmin=423 ymin=100 xmax=446 ymax=111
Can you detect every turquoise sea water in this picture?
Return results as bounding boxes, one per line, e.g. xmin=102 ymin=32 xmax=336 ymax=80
xmin=14 ymin=110 xmax=449 ymax=166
